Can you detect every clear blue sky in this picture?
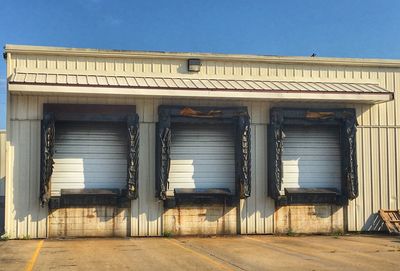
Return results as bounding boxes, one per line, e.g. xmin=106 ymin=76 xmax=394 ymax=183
xmin=1 ymin=0 xmax=400 ymax=128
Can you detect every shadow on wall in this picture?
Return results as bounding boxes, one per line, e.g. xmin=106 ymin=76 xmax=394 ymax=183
xmin=164 ymin=203 xmax=237 ymax=235
xmin=10 ymin=127 xmax=48 ymax=238
xmin=168 ymin=123 xmax=236 ymax=193
xmin=169 ymin=159 xmax=236 ymax=193
xmin=274 ymin=204 xmax=343 ymax=234
xmin=362 ymin=213 xmax=386 ymax=232
xmin=283 ymin=125 xmax=342 ymax=193
xmin=314 ymin=205 xmax=335 ymax=219
xmin=275 ymin=204 xmax=341 ymax=220
xmin=0 ymin=177 xmax=4 ymax=234
xmin=297 ymin=159 xmax=341 ymax=191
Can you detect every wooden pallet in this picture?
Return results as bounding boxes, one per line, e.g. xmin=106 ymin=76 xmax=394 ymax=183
xmin=379 ymin=209 xmax=400 ymax=234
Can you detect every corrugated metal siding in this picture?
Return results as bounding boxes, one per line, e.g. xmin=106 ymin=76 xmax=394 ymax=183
xmin=4 ymin=52 xmax=400 ymax=237
xmin=0 ymin=131 xmax=5 ymax=196
xmin=168 ymin=124 xmax=235 ymax=195
xmin=7 ymin=52 xmax=397 ymax=86
xmin=0 ymin=131 xmax=6 ymax=234
xmin=51 ymin=122 xmax=127 ymax=196
xmin=6 ymin=119 xmax=47 ymax=238
xmin=5 ymin=95 xmax=276 ymax=237
xmin=9 ymin=72 xmax=390 ymax=94
xmin=282 ymin=126 xmax=341 ymax=191
xmin=7 ymin=91 xmax=400 ymax=237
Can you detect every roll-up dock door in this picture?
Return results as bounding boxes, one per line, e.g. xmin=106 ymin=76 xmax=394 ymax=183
xmin=282 ymin=126 xmax=341 ymax=192
xmin=168 ymin=124 xmax=235 ymax=196
xmin=51 ymin=122 xmax=127 ymax=196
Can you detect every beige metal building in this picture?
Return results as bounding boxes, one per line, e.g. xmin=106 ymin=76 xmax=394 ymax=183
xmin=1 ymin=44 xmax=399 ymax=239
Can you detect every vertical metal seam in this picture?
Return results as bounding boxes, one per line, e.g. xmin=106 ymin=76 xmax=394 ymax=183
xmin=26 ymin=120 xmax=31 ymax=237
xmin=369 ymin=109 xmax=374 ymax=215
xmin=393 ymin=73 xmax=398 ymax=210
xmin=361 ymin=128 xmax=366 ymax=229
xmin=253 ymin=125 xmax=257 ymax=233
xmin=377 ymin=109 xmax=382 ymax=209
xmin=147 ymin=124 xmax=150 ymax=236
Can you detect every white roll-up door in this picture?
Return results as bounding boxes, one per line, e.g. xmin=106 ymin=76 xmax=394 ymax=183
xmin=51 ymin=122 xmax=127 ymax=196
xmin=168 ymin=124 xmax=235 ymax=196
xmin=282 ymin=126 xmax=341 ymax=192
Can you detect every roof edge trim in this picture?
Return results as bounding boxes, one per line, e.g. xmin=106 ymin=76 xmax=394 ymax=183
xmin=8 ymin=84 xmax=393 ymax=104
xmin=5 ymin=44 xmax=400 ymax=68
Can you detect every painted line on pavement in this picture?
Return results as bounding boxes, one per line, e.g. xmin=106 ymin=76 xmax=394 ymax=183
xmin=165 ymin=238 xmax=234 ymax=271
xmin=24 ymin=240 xmax=44 ymax=271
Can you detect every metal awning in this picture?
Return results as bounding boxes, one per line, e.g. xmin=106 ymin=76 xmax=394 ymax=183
xmin=8 ymin=72 xmax=393 ymax=103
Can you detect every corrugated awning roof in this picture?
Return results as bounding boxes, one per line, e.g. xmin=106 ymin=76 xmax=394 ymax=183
xmin=8 ymin=72 xmax=393 ymax=103
xmin=9 ymin=72 xmax=390 ymax=94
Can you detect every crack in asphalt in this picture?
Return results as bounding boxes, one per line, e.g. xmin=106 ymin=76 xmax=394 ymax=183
xmin=175 ymin=239 xmax=248 ymax=271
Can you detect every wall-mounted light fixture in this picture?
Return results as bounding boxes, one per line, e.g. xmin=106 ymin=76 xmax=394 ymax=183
xmin=187 ymin=59 xmax=201 ymax=72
